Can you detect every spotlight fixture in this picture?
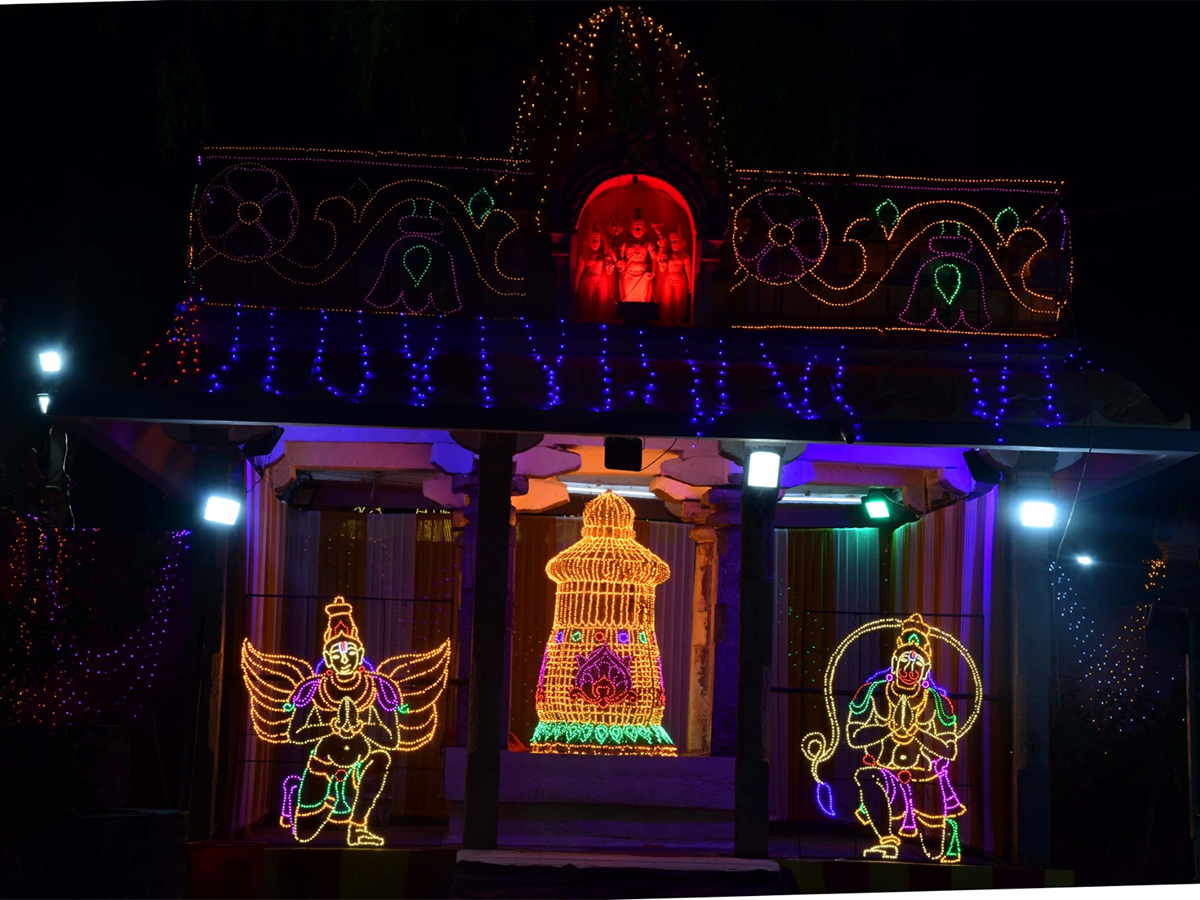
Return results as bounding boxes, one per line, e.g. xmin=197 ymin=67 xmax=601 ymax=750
xmin=604 ymin=436 xmax=643 ymax=472
xmin=1018 ymin=500 xmax=1057 ymax=528
xmin=746 ymin=449 xmax=782 ymax=489
xmin=241 ymin=426 xmax=285 ymax=460
xmin=963 ymin=449 xmax=1004 ymax=486
xmin=863 ymin=489 xmax=892 ymax=520
xmin=281 ymin=473 xmax=319 ymax=510
xmin=39 ymin=350 xmax=63 ymax=374
xmin=37 ymin=393 xmax=50 ymax=414
xmin=203 ymin=494 xmax=242 ymax=526
xmin=1075 ymin=555 xmax=1094 ymax=566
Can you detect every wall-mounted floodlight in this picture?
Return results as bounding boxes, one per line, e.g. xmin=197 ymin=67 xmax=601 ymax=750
xmin=39 ymin=350 xmax=63 ymax=374
xmin=1075 ymin=555 xmax=1094 ymax=566
xmin=863 ymin=489 xmax=892 ymax=520
xmin=203 ymin=494 xmax=242 ymax=526
xmin=1018 ymin=500 xmax=1057 ymax=528
xmin=37 ymin=393 xmax=50 ymax=414
xmin=746 ymin=449 xmax=782 ymax=489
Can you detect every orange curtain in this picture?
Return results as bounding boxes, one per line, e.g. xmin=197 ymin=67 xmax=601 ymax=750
xmin=405 ymin=512 xmax=457 ymax=817
xmin=510 ymin=517 xmax=559 ymax=747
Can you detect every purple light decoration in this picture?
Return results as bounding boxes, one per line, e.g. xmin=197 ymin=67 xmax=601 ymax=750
xmin=599 ymin=323 xmax=612 ymax=412
xmin=714 ymin=338 xmax=729 ymax=423
xmin=412 ymin=322 xmax=441 ymax=407
xmin=832 ymin=344 xmax=860 ymax=440
xmin=1041 ymin=341 xmax=1062 ymax=428
xmin=314 ymin=308 xmax=371 ymax=400
xmin=759 ymin=341 xmax=799 ymax=417
xmin=993 ymin=343 xmax=1010 ymax=442
xmin=569 ymin=644 xmax=638 ymax=709
xmin=637 ymin=329 xmax=657 ymax=407
xmin=375 ymin=674 xmax=400 ymax=712
xmin=208 ymin=302 xmax=242 ymax=393
xmin=523 ymin=317 xmax=560 ymax=407
xmin=964 ymin=341 xmax=989 ymax=422
xmin=264 ymin=307 xmax=278 ymax=394
xmin=478 ymin=317 xmax=493 ymax=409
xmin=680 ymin=333 xmax=704 ymax=431
xmin=280 ymin=774 xmax=302 ymax=827
xmin=815 ymin=780 xmax=836 ymax=817
xmin=898 ymin=246 xmax=992 ymax=332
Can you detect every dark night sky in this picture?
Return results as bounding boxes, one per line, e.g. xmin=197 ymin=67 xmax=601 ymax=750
xmin=1 ymin=2 xmax=1196 ymax=573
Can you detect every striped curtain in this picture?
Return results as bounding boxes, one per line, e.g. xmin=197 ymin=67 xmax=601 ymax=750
xmin=769 ymin=528 xmax=880 ymax=821
xmin=228 ymin=461 xmax=288 ymax=834
xmin=892 ymin=490 xmax=1002 ymax=858
xmin=229 ymin=508 xmax=455 ymax=833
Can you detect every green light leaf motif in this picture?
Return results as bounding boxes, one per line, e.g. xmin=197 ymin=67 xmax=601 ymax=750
xmin=994 ymin=206 xmax=1020 ymax=237
xmin=403 ymin=245 xmax=432 ymax=286
xmin=468 ymin=187 xmax=495 ymax=227
xmin=933 ymin=263 xmax=962 ymax=306
xmin=875 ymin=198 xmax=900 ymax=233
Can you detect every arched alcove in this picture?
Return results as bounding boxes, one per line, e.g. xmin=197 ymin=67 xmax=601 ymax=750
xmin=572 ymin=174 xmax=697 ymax=325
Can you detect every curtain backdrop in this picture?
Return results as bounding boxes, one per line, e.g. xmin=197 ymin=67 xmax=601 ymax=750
xmin=770 ymin=528 xmax=880 ymax=821
xmin=892 ymin=490 xmax=1001 ymax=857
xmin=510 ymin=516 xmax=696 ymax=752
xmin=229 ymin=507 xmax=455 ymax=834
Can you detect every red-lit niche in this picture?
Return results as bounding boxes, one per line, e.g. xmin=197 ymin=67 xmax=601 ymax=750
xmin=572 ymin=175 xmax=696 ymax=325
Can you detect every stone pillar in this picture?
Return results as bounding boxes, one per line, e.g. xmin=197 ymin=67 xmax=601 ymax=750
xmin=1008 ymin=469 xmax=1053 ymax=867
xmin=708 ymin=487 xmax=742 ymax=757
xmin=735 ymin=485 xmax=778 ymax=858
xmin=462 ymin=432 xmax=517 ymax=850
xmin=184 ymin=435 xmax=231 ymax=840
xmin=688 ymin=523 xmax=718 ymax=756
xmin=451 ymin=482 xmax=479 ymax=750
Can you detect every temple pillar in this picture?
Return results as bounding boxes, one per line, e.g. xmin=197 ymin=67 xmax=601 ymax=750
xmin=735 ymin=485 xmax=778 ymax=858
xmin=687 ymin=523 xmax=718 ymax=756
xmin=461 ymin=432 xmax=518 ymax=850
xmin=183 ymin=433 xmax=232 ymax=840
xmin=1007 ymin=467 xmax=1053 ymax=867
xmin=708 ymin=487 xmax=742 ymax=757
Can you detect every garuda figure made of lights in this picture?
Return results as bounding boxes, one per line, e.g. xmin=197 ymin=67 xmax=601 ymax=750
xmin=241 ymin=598 xmax=451 ymax=846
xmin=531 ymin=490 xmax=676 ymax=756
xmin=801 ymin=613 xmax=982 ymax=864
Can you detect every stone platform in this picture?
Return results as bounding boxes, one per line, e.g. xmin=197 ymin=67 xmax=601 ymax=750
xmin=442 ymin=749 xmax=735 ymax=850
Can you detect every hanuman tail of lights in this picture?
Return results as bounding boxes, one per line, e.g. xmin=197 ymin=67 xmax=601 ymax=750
xmin=801 ymin=613 xmax=981 ymax=863
xmin=241 ymin=598 xmax=451 ymax=846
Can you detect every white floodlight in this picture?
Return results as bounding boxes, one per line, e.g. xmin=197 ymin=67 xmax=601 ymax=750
xmin=37 ymin=393 xmax=50 ymax=414
xmin=1075 ymin=555 xmax=1094 ymax=566
xmin=39 ymin=350 xmax=63 ymax=373
xmin=203 ymin=495 xmax=242 ymax=525
xmin=1018 ymin=500 xmax=1057 ymax=528
xmin=746 ymin=450 xmax=782 ymax=489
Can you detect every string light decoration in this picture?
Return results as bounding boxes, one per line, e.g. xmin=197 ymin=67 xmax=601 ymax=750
xmin=730 ymin=185 xmax=1069 ymax=330
xmin=1075 ymin=557 xmax=1176 ymax=735
xmin=507 ymin=6 xmax=725 ymax=230
xmin=802 ymin=614 xmax=982 ymax=864
xmin=531 ymin=492 xmax=676 ymax=756
xmin=241 ymin=597 xmax=452 ymax=846
xmin=0 ymin=511 xmax=189 ymax=725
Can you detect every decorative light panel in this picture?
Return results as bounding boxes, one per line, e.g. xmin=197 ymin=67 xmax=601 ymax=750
xmin=241 ymin=597 xmax=451 ymax=846
xmin=801 ymin=614 xmax=981 ymax=863
xmin=531 ymin=491 xmax=676 ymax=756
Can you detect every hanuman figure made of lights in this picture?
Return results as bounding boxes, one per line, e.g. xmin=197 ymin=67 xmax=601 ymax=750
xmin=241 ymin=598 xmax=451 ymax=846
xmin=802 ymin=614 xmax=981 ymax=863
xmin=531 ymin=491 xmax=676 ymax=756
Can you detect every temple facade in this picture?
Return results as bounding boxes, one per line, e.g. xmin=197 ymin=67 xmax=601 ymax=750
xmin=47 ymin=5 xmax=1198 ymax=874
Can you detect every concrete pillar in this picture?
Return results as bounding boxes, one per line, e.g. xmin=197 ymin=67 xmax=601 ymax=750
xmin=462 ymin=432 xmax=517 ymax=850
xmin=688 ymin=524 xmax=718 ymax=756
xmin=1008 ymin=470 xmax=1053 ymax=867
xmin=708 ymin=487 xmax=742 ymax=757
xmin=734 ymin=485 xmax=778 ymax=858
xmin=183 ymin=435 xmax=231 ymax=840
